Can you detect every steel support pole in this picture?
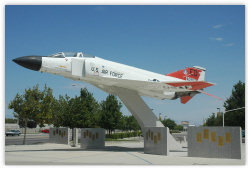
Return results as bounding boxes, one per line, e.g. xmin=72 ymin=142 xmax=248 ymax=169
xmin=223 ymin=112 xmax=224 ymax=127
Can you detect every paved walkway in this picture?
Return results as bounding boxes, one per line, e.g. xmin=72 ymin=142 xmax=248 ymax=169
xmin=5 ymin=139 xmax=245 ymax=165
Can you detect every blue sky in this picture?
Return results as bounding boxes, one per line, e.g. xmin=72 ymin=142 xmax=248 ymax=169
xmin=5 ymin=5 xmax=245 ymax=126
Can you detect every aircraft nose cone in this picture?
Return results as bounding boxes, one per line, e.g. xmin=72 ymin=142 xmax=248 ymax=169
xmin=12 ymin=55 xmax=42 ymax=71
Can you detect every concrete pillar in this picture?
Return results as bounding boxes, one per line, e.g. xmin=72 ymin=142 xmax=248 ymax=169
xmin=113 ymin=87 xmax=182 ymax=151
xmin=114 ymin=87 xmax=164 ymax=131
xmin=72 ymin=128 xmax=78 ymax=147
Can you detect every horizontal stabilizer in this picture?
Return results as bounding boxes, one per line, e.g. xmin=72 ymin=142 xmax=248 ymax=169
xmin=166 ymin=81 xmax=215 ymax=91
xmin=180 ymin=96 xmax=193 ymax=104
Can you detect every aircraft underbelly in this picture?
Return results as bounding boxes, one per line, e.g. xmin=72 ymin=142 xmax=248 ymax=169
xmin=79 ymin=75 xmax=177 ymax=100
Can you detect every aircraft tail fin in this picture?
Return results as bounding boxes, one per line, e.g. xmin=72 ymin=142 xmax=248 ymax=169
xmin=179 ymin=90 xmax=223 ymax=104
xmin=164 ymin=81 xmax=222 ymax=104
xmin=180 ymin=91 xmax=223 ymax=104
xmin=166 ymin=66 xmax=206 ymax=81
xmin=180 ymin=96 xmax=193 ymax=104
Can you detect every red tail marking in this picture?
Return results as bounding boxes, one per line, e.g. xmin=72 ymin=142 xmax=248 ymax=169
xmin=166 ymin=67 xmax=202 ymax=81
xmin=166 ymin=81 xmax=214 ymax=91
xmin=180 ymin=96 xmax=193 ymax=104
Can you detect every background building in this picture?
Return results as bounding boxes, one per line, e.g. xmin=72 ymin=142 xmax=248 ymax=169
xmin=181 ymin=121 xmax=189 ymax=131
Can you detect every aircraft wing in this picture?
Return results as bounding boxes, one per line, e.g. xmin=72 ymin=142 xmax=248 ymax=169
xmin=81 ymin=76 xmax=216 ymax=101
xmin=165 ymin=81 xmax=215 ymax=91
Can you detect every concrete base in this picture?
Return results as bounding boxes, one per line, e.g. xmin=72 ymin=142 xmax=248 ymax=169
xmin=144 ymin=127 xmax=169 ymax=155
xmin=81 ymin=128 xmax=105 ymax=149
xmin=49 ymin=128 xmax=69 ymax=145
xmin=188 ymin=126 xmax=242 ymax=159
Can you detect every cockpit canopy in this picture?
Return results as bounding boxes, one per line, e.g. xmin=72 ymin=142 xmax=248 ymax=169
xmin=48 ymin=52 xmax=95 ymax=58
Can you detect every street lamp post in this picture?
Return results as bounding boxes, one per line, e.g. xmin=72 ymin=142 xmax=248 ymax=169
xmin=221 ymin=107 xmax=245 ymax=128
xmin=217 ymin=108 xmax=223 ymax=127
xmin=159 ymin=113 xmax=161 ymax=120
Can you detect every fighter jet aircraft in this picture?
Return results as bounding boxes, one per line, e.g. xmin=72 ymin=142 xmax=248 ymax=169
xmin=13 ymin=52 xmax=221 ymax=104
xmin=13 ymin=52 xmax=222 ymax=129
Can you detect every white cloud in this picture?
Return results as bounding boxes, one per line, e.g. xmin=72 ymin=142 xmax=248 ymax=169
xmin=210 ymin=37 xmax=223 ymax=41
xmin=213 ymin=24 xmax=223 ymax=29
xmin=224 ymin=43 xmax=234 ymax=47
xmin=215 ymin=38 xmax=223 ymax=41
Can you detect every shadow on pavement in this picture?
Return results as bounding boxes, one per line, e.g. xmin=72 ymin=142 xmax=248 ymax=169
xmin=5 ymin=145 xmax=144 ymax=152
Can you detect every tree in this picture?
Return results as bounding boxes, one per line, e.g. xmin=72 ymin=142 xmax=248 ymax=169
xmin=79 ymin=88 xmax=100 ymax=128
xmin=124 ymin=115 xmax=140 ymax=132
xmin=118 ymin=115 xmax=127 ymax=131
xmin=174 ymin=125 xmax=183 ymax=131
xmin=8 ymin=84 xmax=55 ymax=144
xmin=223 ymin=80 xmax=245 ymax=129
xmin=215 ymin=112 xmax=223 ymax=126
xmin=5 ymin=118 xmax=18 ymax=123
xmin=18 ymin=119 xmax=37 ymax=128
xmin=161 ymin=118 xmax=177 ymax=130
xmin=99 ymin=94 xmax=123 ymax=136
xmin=204 ymin=112 xmax=223 ymax=127
xmin=37 ymin=85 xmax=55 ymax=126
xmin=52 ymin=94 xmax=70 ymax=128
xmin=52 ymin=88 xmax=99 ymax=129
xmin=204 ymin=81 xmax=245 ymax=129
xmin=205 ymin=113 xmax=216 ymax=126
xmin=51 ymin=88 xmax=100 ymax=141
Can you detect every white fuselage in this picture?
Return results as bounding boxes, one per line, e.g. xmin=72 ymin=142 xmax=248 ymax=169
xmin=41 ymin=56 xmax=181 ymax=82
xmin=40 ymin=55 xmax=190 ymax=100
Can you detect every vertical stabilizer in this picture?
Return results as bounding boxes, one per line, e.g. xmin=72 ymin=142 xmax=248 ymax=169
xmin=166 ymin=66 xmax=206 ymax=81
xmin=193 ymin=66 xmax=206 ymax=81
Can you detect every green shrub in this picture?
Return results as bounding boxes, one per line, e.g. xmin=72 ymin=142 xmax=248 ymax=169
xmin=170 ymin=130 xmax=180 ymax=134
xmin=105 ymin=131 xmax=142 ymax=139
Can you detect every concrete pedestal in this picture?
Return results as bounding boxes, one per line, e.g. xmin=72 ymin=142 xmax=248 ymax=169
xmin=72 ymin=128 xmax=78 ymax=147
xmin=188 ymin=126 xmax=242 ymax=159
xmin=49 ymin=128 xmax=70 ymax=145
xmin=81 ymin=128 xmax=105 ymax=149
xmin=144 ymin=127 xmax=169 ymax=155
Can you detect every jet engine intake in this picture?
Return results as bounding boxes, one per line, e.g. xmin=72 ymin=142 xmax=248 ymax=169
xmin=71 ymin=58 xmax=85 ymax=77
